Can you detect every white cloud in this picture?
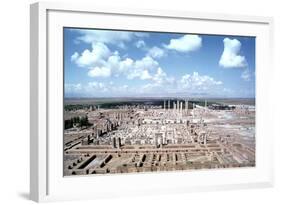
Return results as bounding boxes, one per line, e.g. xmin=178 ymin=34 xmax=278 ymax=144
xmin=134 ymin=32 xmax=150 ymax=38
xmin=85 ymin=82 xmax=109 ymax=93
xmin=77 ymin=30 xmax=132 ymax=44
xmin=65 ymin=71 xmax=227 ymax=97
xmin=164 ymin=35 xmax=202 ymax=52
xmin=241 ymin=69 xmax=251 ymax=81
xmin=125 ymin=56 xmax=159 ymax=80
xmin=180 ymin=72 xmax=222 ymax=91
xmin=75 ymin=29 xmax=148 ymax=47
xmin=65 ymin=83 xmax=82 ymax=93
xmin=82 ymin=82 xmax=135 ymax=97
xmin=71 ymin=30 xmax=168 ymax=81
xmin=152 ymin=67 xmax=174 ymax=85
xmin=111 ymin=57 xmax=134 ymax=74
xmin=140 ymin=71 xmax=223 ymax=97
xmin=72 ymin=42 xmax=111 ymax=68
xmin=88 ymin=67 xmax=111 ymax=78
xmin=89 ymin=53 xmax=159 ymax=80
xmin=72 ymin=41 xmax=163 ymax=80
xmin=140 ymin=70 xmax=152 ymax=80
xmin=135 ymin=40 xmax=146 ymax=48
xmin=219 ymin=38 xmax=247 ymax=68
xmin=70 ymin=52 xmax=79 ymax=61
xmin=134 ymin=56 xmax=159 ymax=71
xmin=147 ymin=46 xmax=165 ymax=58
xmin=140 ymin=68 xmax=175 ymax=94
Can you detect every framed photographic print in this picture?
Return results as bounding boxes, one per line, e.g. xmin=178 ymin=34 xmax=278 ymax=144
xmin=30 ymin=2 xmax=274 ymax=202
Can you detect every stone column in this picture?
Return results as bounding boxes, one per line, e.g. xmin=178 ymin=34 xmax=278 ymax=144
xmin=168 ymin=100 xmax=170 ymax=110
xmin=180 ymin=102 xmax=183 ymax=114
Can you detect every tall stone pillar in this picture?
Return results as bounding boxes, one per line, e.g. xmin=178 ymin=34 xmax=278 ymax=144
xmin=168 ymin=100 xmax=170 ymax=110
xmin=96 ymin=129 xmax=100 ymax=138
xmin=180 ymin=102 xmax=183 ymax=114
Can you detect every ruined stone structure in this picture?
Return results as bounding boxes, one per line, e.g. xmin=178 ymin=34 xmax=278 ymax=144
xmin=64 ymin=99 xmax=255 ymax=176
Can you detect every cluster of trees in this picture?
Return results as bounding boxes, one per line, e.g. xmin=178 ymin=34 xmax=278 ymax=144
xmin=64 ymin=104 xmax=92 ymax=111
xmin=64 ymin=116 xmax=91 ymax=129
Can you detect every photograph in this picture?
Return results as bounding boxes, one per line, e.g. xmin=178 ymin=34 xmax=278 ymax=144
xmin=63 ymin=27 xmax=256 ymax=176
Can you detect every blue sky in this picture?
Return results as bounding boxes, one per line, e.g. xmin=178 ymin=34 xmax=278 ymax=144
xmin=64 ymin=28 xmax=255 ymax=98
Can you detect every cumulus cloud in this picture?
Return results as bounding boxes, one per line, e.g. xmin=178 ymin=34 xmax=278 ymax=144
xmin=152 ymin=67 xmax=174 ymax=85
xmin=241 ymin=69 xmax=251 ymax=81
xmin=147 ymin=46 xmax=165 ymax=58
xmin=72 ymin=42 xmax=111 ymax=68
xmin=88 ymin=67 xmax=111 ymax=78
xmin=139 ymin=71 xmax=223 ymax=97
xmin=65 ymin=70 xmax=226 ymax=97
xmin=180 ymin=72 xmax=222 ymax=91
xmin=70 ymin=52 xmax=79 ymax=62
xmin=85 ymin=82 xmax=109 ymax=93
xmin=135 ymin=40 xmax=146 ymax=48
xmin=164 ymin=34 xmax=202 ymax=52
xmin=72 ymin=41 xmax=166 ymax=80
xmin=75 ymin=29 xmax=148 ymax=48
xmin=126 ymin=56 xmax=159 ymax=80
xmin=219 ymin=38 xmax=247 ymax=68
xmin=77 ymin=30 xmax=132 ymax=44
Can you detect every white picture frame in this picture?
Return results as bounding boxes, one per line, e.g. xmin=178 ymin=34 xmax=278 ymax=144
xmin=30 ymin=1 xmax=274 ymax=202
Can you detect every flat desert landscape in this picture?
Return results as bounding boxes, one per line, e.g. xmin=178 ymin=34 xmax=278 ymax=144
xmin=63 ymin=98 xmax=255 ymax=176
